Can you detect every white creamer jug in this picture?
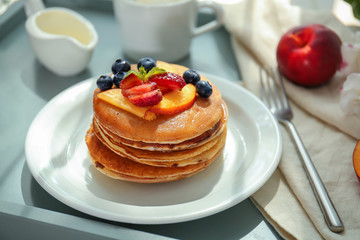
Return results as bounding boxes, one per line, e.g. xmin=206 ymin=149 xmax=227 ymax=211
xmin=25 ymin=0 xmax=98 ymax=77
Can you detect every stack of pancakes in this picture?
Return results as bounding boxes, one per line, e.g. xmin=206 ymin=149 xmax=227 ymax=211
xmin=86 ymin=63 xmax=228 ymax=183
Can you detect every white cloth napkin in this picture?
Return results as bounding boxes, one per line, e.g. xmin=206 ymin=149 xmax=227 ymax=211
xmin=216 ymin=0 xmax=360 ymax=239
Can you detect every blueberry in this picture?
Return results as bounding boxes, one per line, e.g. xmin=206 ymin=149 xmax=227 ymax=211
xmin=137 ymin=57 xmax=156 ymax=72
xmin=111 ymin=59 xmax=130 ymax=74
xmin=113 ymin=71 xmax=127 ymax=87
xmin=183 ymin=69 xmax=200 ymax=85
xmin=96 ymin=75 xmax=113 ymax=91
xmin=195 ymin=80 xmax=212 ymax=98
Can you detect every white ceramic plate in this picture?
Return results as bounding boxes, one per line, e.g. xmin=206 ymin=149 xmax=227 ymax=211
xmin=25 ymin=73 xmax=282 ymax=224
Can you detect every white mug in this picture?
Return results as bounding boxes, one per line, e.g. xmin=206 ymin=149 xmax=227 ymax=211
xmin=113 ymin=0 xmax=223 ymax=62
xmin=24 ymin=0 xmax=98 ymax=77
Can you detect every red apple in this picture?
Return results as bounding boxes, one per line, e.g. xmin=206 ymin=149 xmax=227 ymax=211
xmin=353 ymin=140 xmax=360 ymax=181
xmin=276 ymin=24 xmax=342 ymax=87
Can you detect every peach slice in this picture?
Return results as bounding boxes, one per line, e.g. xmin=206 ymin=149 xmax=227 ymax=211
xmin=157 ymin=61 xmax=179 ymax=74
xmin=150 ymin=84 xmax=196 ymax=115
xmin=353 ymin=140 xmax=360 ymax=181
xmin=97 ymin=89 xmax=157 ymax=120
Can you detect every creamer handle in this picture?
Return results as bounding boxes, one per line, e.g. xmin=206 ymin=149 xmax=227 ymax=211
xmin=24 ymin=0 xmax=45 ymax=17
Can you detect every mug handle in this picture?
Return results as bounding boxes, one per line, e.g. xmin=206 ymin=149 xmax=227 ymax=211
xmin=193 ymin=1 xmax=224 ymax=37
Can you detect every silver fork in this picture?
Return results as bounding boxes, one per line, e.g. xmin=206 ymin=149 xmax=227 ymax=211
xmin=259 ymin=67 xmax=344 ymax=233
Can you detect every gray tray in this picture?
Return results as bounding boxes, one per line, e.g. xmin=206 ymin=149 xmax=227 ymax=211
xmin=0 ymin=0 xmax=280 ymax=239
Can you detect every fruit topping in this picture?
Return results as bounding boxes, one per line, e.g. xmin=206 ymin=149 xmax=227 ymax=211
xmin=148 ymin=72 xmax=186 ymax=91
xmin=157 ymin=61 xmax=179 ymax=74
xmin=137 ymin=57 xmax=156 ymax=72
xmin=195 ymin=80 xmax=213 ymax=98
xmin=151 ymin=84 xmax=196 ymax=115
xmin=120 ymin=72 xmax=143 ymax=90
xmin=144 ymin=67 xmax=167 ymax=79
xmin=128 ymin=89 xmax=163 ymax=107
xmin=96 ymin=75 xmax=113 ymax=91
xmin=118 ymin=66 xmax=175 ymax=107
xmin=113 ymin=71 xmax=127 ymax=87
xmin=183 ymin=69 xmax=200 ymax=85
xmin=111 ymin=59 xmax=131 ymax=74
xmin=120 ymin=68 xmax=164 ymax=107
xmin=96 ymin=57 xmax=211 ymax=119
xmin=122 ymin=82 xmax=157 ymax=97
xmin=97 ymin=89 xmax=156 ymax=120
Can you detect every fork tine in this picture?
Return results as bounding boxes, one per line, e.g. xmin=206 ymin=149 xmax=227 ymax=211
xmin=259 ymin=68 xmax=270 ymax=107
xmin=267 ymin=68 xmax=281 ymax=110
xmin=260 ymin=67 xmax=278 ymax=111
xmin=268 ymin=68 xmax=284 ymax=110
xmin=274 ymin=68 xmax=291 ymax=110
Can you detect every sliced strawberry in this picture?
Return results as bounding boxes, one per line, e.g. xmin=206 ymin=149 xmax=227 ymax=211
xmin=157 ymin=85 xmax=172 ymax=95
xmin=122 ymin=82 xmax=157 ymax=97
xmin=148 ymin=72 xmax=186 ymax=91
xmin=128 ymin=89 xmax=163 ymax=107
xmin=120 ymin=72 xmax=143 ymax=90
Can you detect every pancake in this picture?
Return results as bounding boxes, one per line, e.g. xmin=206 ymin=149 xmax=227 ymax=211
xmin=94 ymin=112 xmax=223 ymax=151
xmin=86 ymin=61 xmax=228 ymax=183
xmin=86 ymin=126 xmax=224 ymax=183
xmin=94 ymin=120 xmax=227 ymax=167
xmin=94 ymin=99 xmax=227 ymax=153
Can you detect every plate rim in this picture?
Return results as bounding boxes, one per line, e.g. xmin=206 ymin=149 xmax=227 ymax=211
xmin=25 ymin=72 xmax=282 ymax=224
